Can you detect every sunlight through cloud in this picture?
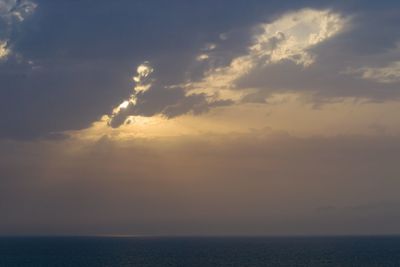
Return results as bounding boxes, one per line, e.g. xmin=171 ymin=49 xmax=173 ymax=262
xmin=186 ymin=8 xmax=347 ymax=102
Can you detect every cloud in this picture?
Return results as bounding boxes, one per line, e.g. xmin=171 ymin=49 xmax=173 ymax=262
xmin=183 ymin=6 xmax=400 ymax=104
xmin=0 ymin=40 xmax=9 ymax=60
xmin=196 ymin=54 xmax=209 ymax=61
xmin=185 ymin=8 xmax=347 ymax=103
xmin=250 ymin=9 xmax=346 ymax=66
xmin=1 ymin=1 xmax=400 ymax=140
xmin=348 ymin=61 xmax=400 ymax=84
xmin=112 ymin=9 xmax=346 ymax=128
xmin=0 ymin=0 xmax=36 ymax=21
xmin=108 ymin=62 xmax=232 ymax=128
xmin=0 ymin=0 xmax=37 ymax=60
xmin=2 ymin=0 xmax=259 ymax=139
xmin=91 ymin=7 xmax=400 ymax=129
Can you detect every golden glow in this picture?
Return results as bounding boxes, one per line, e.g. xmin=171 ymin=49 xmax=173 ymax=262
xmin=74 ymin=94 xmax=400 ymax=143
xmin=0 ymin=41 xmax=10 ymax=60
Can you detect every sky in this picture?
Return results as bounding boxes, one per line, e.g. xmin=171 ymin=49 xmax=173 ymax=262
xmin=1 ymin=0 xmax=400 ymax=236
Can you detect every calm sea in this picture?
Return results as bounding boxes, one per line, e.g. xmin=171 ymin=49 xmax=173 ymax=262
xmin=0 ymin=236 xmax=399 ymax=266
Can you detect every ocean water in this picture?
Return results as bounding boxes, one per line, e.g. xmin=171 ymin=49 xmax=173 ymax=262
xmin=0 ymin=236 xmax=400 ymax=267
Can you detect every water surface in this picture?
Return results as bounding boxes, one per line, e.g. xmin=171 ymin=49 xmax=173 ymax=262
xmin=1 ymin=236 xmax=399 ymax=266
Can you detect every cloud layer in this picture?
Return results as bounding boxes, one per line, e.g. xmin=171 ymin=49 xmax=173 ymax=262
xmin=1 ymin=132 xmax=400 ymax=235
xmin=105 ymin=7 xmax=399 ymax=128
xmin=0 ymin=0 xmax=399 ymax=140
xmin=185 ymin=8 xmax=348 ymax=103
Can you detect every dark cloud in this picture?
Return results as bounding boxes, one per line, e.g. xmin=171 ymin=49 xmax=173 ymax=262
xmin=132 ymin=86 xmax=231 ymax=119
xmin=0 ymin=0 xmax=332 ymax=139
xmin=1 ymin=0 xmax=400 ymax=139
xmin=108 ymin=81 xmax=233 ymax=128
xmin=109 ymin=81 xmax=233 ymax=128
xmin=236 ymin=58 xmax=400 ymax=104
xmin=106 ymin=60 xmax=234 ymax=128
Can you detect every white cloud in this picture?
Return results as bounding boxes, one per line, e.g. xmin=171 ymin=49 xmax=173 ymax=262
xmin=132 ymin=61 xmax=154 ymax=93
xmin=186 ymin=8 xmax=347 ymax=102
xmin=251 ymin=9 xmax=345 ymax=66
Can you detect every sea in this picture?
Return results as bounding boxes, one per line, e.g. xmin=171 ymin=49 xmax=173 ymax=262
xmin=0 ymin=236 xmax=399 ymax=266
